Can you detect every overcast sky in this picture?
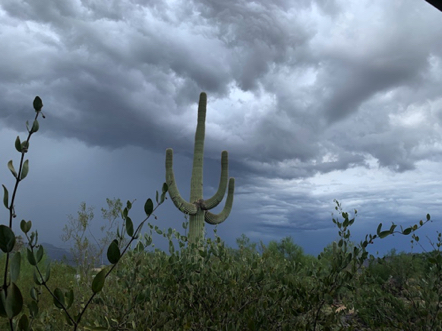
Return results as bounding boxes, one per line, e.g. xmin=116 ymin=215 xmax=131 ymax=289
xmin=1 ymin=0 xmax=442 ymax=258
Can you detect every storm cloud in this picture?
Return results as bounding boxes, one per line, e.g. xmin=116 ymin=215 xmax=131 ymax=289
xmin=1 ymin=0 xmax=441 ymax=255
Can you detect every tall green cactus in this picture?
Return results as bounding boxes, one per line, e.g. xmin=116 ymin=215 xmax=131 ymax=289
xmin=166 ymin=92 xmax=235 ymax=244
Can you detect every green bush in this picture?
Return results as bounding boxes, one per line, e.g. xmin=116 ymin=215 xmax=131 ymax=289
xmin=349 ymin=234 xmax=442 ymax=330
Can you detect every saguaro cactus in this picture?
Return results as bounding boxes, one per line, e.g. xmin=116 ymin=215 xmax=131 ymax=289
xmin=166 ymin=92 xmax=235 ymax=244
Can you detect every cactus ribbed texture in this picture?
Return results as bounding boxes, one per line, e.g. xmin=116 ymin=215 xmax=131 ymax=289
xmin=166 ymin=92 xmax=235 ymax=244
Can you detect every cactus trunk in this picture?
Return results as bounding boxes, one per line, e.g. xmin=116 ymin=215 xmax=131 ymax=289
xmin=165 ymin=92 xmax=235 ymax=245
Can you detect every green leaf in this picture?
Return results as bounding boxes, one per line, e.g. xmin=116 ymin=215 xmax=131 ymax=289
xmin=15 ymin=136 xmax=22 ymax=153
xmin=0 ymin=290 xmax=6 ymax=317
xmin=427 ymin=214 xmax=431 ymax=221
xmin=126 ymin=200 xmax=132 ymax=210
xmin=18 ymin=313 xmax=29 ymax=331
xmin=53 ymin=288 xmax=65 ymax=309
xmin=33 ymin=96 xmax=43 ymax=112
xmin=121 ymin=207 xmax=127 ymax=220
xmin=160 ymin=192 xmax=167 ymax=204
xmin=379 ymin=230 xmax=391 ymax=239
xmin=5 ymin=282 xmax=24 ymax=318
xmin=389 ymin=224 xmax=397 ymax=233
xmin=20 ymin=220 xmax=27 ymax=233
xmin=107 ymin=240 xmax=120 ymax=264
xmin=27 ymin=248 xmax=36 ymax=266
xmin=162 ymin=183 xmax=168 ymax=193
xmin=169 ymin=241 xmax=175 ymax=254
xmin=144 ymin=198 xmax=153 ymax=216
xmin=0 ymin=225 xmax=16 ymax=253
xmin=20 ymin=220 xmax=32 ymax=234
xmin=21 ymin=160 xmax=29 ymax=180
xmin=144 ymin=236 xmax=152 ymax=247
xmin=126 ymin=217 xmax=134 ymax=237
xmin=10 ymin=252 xmax=21 ymax=283
xmin=403 ymin=227 xmax=412 ymax=235
xmin=92 ymin=268 xmax=107 ymax=294
xmin=33 ymin=271 xmax=42 ymax=285
xmin=155 ymin=190 xmax=159 ymax=204
xmin=30 ymin=287 xmax=38 ymax=301
xmin=30 ymin=120 xmax=39 ymax=134
xmin=376 ymin=223 xmax=382 ymax=236
xmin=44 ymin=263 xmax=51 ymax=283
xmin=135 ymin=241 xmax=144 ymax=253
xmin=2 ymin=185 xmax=9 ymax=209
xmin=65 ymin=289 xmax=74 ymax=309
xmin=8 ymin=160 xmax=18 ymax=178
xmin=36 ymin=245 xmax=44 ymax=263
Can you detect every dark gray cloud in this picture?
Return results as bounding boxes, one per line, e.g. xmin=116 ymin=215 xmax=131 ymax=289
xmin=1 ymin=0 xmax=442 ymax=255
xmin=2 ymin=0 xmax=440 ymax=177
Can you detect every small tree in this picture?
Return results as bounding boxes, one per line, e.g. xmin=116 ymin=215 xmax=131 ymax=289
xmin=61 ymin=202 xmax=98 ymax=279
xmin=264 ymin=236 xmax=305 ymax=261
xmin=61 ymin=198 xmax=125 ymax=275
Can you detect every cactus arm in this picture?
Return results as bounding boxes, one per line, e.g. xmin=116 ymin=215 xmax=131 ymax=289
xmin=205 ymin=177 xmax=235 ymax=225
xmin=204 ymin=151 xmax=229 ymax=210
xmin=165 ymin=148 xmax=197 ymax=215
xmin=190 ymin=92 xmax=207 ymax=202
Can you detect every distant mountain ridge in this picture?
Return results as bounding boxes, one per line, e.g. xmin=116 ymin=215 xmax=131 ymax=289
xmin=41 ymin=242 xmax=75 ymax=266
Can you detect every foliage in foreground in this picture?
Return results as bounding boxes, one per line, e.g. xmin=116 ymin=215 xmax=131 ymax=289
xmin=1 ymin=211 xmax=440 ymax=330
xmin=83 ymin=215 xmax=442 ymax=331
xmin=0 ymin=97 xmax=168 ymax=330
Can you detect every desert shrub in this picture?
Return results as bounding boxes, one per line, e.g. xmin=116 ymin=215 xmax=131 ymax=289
xmin=87 ymin=200 xmax=430 ymax=330
xmin=348 ymin=235 xmax=442 ymax=330
xmin=2 ymin=202 xmax=436 ymax=330
xmin=365 ymin=250 xmax=426 ymax=289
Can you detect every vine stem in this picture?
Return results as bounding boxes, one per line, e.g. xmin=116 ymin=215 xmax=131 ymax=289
xmin=2 ymin=112 xmax=40 ymax=294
